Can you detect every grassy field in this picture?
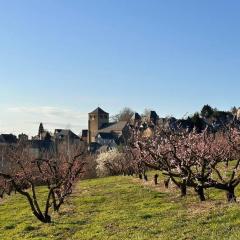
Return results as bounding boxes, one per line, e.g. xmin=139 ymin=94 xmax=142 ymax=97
xmin=1 ymin=174 xmax=240 ymax=240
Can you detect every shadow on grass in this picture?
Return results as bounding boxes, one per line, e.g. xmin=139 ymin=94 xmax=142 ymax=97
xmin=152 ymin=192 xmax=168 ymax=198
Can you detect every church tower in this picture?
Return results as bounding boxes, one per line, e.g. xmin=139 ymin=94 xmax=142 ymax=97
xmin=88 ymin=107 xmax=109 ymax=143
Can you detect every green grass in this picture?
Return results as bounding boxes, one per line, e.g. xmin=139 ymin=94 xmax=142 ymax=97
xmin=1 ymin=175 xmax=240 ymax=239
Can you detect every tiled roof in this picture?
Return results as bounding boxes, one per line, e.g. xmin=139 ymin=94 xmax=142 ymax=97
xmin=98 ymin=121 xmax=127 ymax=133
xmin=29 ymin=140 xmax=54 ymax=150
xmin=54 ymin=129 xmax=80 ymax=139
xmin=149 ymin=111 xmax=159 ymax=119
xmin=0 ymin=134 xmax=17 ymax=144
xmin=0 ymin=135 xmax=5 ymax=143
xmin=82 ymin=130 xmax=88 ymax=137
xmin=97 ymin=132 xmax=115 ymax=139
xmin=131 ymin=112 xmax=141 ymax=121
xmin=89 ymin=107 xmax=108 ymax=115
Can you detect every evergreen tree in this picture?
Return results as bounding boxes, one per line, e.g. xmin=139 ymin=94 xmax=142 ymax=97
xmin=38 ymin=123 xmax=44 ymax=137
xmin=201 ymin=105 xmax=214 ymax=119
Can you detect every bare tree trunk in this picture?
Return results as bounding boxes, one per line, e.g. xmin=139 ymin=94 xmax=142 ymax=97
xmin=143 ymin=174 xmax=148 ymax=181
xmin=195 ymin=186 xmax=206 ymax=201
xmin=164 ymin=177 xmax=170 ymax=189
xmin=21 ymin=189 xmax=51 ymax=223
xmin=180 ymin=180 xmax=187 ymax=197
xmin=154 ymin=174 xmax=159 ymax=185
xmin=226 ymin=187 xmax=236 ymax=202
xmin=214 ymin=183 xmax=237 ymax=203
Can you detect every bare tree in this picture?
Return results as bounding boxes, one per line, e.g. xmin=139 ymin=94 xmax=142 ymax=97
xmin=111 ymin=107 xmax=134 ymax=122
xmin=129 ymin=124 xmax=240 ymax=202
xmin=141 ymin=108 xmax=153 ymax=118
xmin=0 ymin=143 xmax=85 ymax=223
xmin=96 ymin=149 xmax=134 ymax=177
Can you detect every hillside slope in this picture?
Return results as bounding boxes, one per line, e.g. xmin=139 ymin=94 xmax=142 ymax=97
xmin=0 ymin=176 xmax=240 ymax=240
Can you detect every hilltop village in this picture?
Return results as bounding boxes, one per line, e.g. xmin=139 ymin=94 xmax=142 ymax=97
xmin=0 ymin=107 xmax=159 ymax=156
xmin=1 ymin=105 xmax=240 ymax=158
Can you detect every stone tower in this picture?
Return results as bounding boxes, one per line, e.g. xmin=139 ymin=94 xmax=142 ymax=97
xmin=88 ymin=107 xmax=109 ymax=143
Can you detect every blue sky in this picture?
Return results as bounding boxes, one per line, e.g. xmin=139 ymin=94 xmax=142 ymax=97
xmin=0 ymin=0 xmax=240 ymax=136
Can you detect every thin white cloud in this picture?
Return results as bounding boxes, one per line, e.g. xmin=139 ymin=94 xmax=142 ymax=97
xmin=8 ymin=106 xmax=87 ymax=119
xmin=2 ymin=106 xmax=88 ymax=136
